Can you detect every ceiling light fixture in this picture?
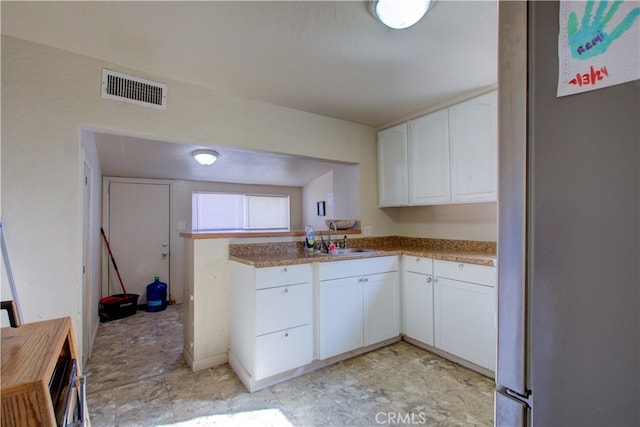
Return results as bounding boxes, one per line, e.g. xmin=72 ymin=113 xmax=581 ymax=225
xmin=369 ymin=0 xmax=432 ymax=30
xmin=192 ymin=149 xmax=219 ymax=166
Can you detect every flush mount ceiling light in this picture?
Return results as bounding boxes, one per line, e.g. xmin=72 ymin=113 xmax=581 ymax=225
xmin=369 ymin=0 xmax=432 ymax=30
xmin=192 ymin=149 xmax=219 ymax=166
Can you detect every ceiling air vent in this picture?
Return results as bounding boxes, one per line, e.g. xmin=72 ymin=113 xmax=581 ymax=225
xmin=101 ymin=69 xmax=167 ymax=110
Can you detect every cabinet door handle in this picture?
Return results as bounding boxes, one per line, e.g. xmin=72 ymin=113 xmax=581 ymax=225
xmin=284 ymin=288 xmax=289 ymax=293
xmin=283 ymin=267 xmax=288 ymax=273
xmin=426 ymin=276 xmax=432 ymax=283
xmin=459 ymin=263 xmax=464 ymax=269
xmin=284 ymin=332 xmax=289 ymax=338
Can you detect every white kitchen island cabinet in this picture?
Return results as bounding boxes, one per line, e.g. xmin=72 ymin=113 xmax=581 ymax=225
xmin=433 ymin=259 xmax=496 ymax=372
xmin=229 ymin=262 xmax=313 ymax=390
xmin=319 ymin=256 xmax=400 ymax=360
xmin=402 ymin=256 xmax=435 ymax=346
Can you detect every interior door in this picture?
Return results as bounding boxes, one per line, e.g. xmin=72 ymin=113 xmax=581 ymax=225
xmin=107 ymin=181 xmax=170 ymax=304
xmin=82 ymin=162 xmax=91 ymax=364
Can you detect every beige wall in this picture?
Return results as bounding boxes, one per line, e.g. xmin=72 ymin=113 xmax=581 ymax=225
xmin=0 ymin=36 xmax=386 ymax=361
xmin=391 ymin=202 xmax=497 ymax=241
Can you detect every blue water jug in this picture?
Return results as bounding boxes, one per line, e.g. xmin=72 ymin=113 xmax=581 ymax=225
xmin=146 ymin=275 xmax=167 ymax=312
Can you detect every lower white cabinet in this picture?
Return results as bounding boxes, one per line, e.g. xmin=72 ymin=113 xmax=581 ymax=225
xmin=402 ymin=257 xmax=496 ymax=372
xmin=434 ymin=277 xmax=495 ymax=370
xmin=319 ymin=276 xmax=364 ymax=358
xmin=433 ymin=260 xmax=496 ymax=371
xmin=229 ymin=262 xmax=313 ymax=382
xmin=319 ymin=256 xmax=400 ymax=360
xmin=255 ymin=324 xmax=313 ymax=379
xmin=363 ymin=272 xmax=400 ymax=345
xmin=402 ymin=256 xmax=434 ymax=346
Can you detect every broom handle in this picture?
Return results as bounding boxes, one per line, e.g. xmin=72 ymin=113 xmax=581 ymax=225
xmin=100 ymin=228 xmax=128 ymax=296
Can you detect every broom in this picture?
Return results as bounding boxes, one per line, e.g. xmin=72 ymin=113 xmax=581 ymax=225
xmin=100 ymin=227 xmax=130 ymax=303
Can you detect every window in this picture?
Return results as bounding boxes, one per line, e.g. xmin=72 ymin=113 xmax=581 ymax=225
xmin=192 ymin=193 xmax=290 ymax=232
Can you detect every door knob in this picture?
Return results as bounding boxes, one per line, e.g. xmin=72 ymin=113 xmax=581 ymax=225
xmin=162 ymin=251 xmax=168 ymax=257
xmin=162 ymin=242 xmax=168 ymax=247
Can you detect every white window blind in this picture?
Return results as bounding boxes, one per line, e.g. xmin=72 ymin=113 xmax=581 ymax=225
xmin=192 ymin=193 xmax=290 ymax=232
xmin=247 ymin=195 xmax=290 ymax=229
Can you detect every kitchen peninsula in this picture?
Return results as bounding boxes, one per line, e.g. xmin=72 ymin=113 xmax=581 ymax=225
xmin=181 ymin=232 xmax=496 ymax=391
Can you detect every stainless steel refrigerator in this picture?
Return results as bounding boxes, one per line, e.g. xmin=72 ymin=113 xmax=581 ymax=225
xmin=495 ymin=1 xmax=639 ymax=425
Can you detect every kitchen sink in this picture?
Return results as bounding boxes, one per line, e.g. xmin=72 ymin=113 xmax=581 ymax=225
xmin=314 ymin=248 xmax=378 ymax=256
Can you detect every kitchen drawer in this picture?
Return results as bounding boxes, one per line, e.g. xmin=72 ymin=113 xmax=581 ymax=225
xmin=403 ymin=255 xmax=433 ymax=275
xmin=255 ymin=324 xmax=313 ymax=379
xmin=319 ymin=256 xmax=398 ymax=281
xmin=256 ymin=282 xmax=312 ymax=336
xmin=434 ymin=259 xmax=496 ymax=287
xmin=256 ymin=263 xmax=312 ymax=290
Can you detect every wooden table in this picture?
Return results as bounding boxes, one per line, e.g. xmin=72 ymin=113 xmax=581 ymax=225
xmin=1 ymin=317 xmax=87 ymax=427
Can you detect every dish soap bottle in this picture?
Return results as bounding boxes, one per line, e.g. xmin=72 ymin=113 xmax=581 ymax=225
xmin=305 ymin=225 xmax=315 ymax=253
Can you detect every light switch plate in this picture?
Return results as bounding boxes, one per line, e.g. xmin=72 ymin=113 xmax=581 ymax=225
xmin=327 ymin=192 xmax=334 ymax=206
xmin=177 ymin=221 xmax=186 ymax=231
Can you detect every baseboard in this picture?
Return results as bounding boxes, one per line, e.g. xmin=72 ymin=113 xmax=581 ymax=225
xmin=182 ymin=346 xmax=194 ymax=369
xmin=184 ymin=350 xmax=228 ymax=372
xmin=83 ymin=321 xmax=101 ymax=367
xmin=402 ymin=335 xmax=495 ymax=379
xmin=229 ymin=336 xmax=402 ymax=393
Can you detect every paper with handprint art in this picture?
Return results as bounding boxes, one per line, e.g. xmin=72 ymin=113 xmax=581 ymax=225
xmin=558 ymin=0 xmax=640 ymax=96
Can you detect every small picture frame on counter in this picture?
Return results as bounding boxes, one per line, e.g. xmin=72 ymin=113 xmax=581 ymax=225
xmin=317 ymin=201 xmax=325 ymax=216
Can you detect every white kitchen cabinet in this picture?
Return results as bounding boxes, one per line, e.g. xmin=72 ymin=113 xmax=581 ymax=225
xmin=363 ymin=272 xmax=400 ymax=345
xmin=229 ymin=262 xmax=313 ymax=384
xmin=448 ymin=91 xmax=498 ymax=203
xmin=319 ymin=276 xmax=364 ymax=359
xmin=376 ymin=91 xmax=497 ymax=207
xmin=319 ymin=256 xmax=400 ymax=360
xmin=402 ymin=256 xmax=434 ymax=346
xmin=377 ymin=123 xmax=409 ymax=207
xmin=433 ymin=260 xmax=496 ymax=371
xmin=255 ymin=324 xmax=313 ymax=380
xmin=408 ymin=110 xmax=451 ymax=205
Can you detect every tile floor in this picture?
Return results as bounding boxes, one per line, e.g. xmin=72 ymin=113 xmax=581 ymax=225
xmin=85 ymin=304 xmax=494 ymax=426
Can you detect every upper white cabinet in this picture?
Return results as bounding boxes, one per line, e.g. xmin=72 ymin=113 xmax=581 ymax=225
xmin=377 ymin=90 xmax=497 ymax=207
xmin=377 ymin=123 xmax=409 ymax=207
xmin=448 ymin=91 xmax=498 ymax=203
xmin=408 ymin=109 xmax=451 ymax=205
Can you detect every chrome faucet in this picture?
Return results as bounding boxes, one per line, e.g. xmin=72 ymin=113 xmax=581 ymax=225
xmin=328 ymin=220 xmax=338 ymax=250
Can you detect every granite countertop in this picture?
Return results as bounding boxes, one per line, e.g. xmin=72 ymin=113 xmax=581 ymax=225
xmin=229 ymin=236 xmax=496 ymax=268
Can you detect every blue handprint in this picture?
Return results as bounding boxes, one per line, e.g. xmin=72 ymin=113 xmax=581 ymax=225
xmin=568 ymin=0 xmax=639 ymax=59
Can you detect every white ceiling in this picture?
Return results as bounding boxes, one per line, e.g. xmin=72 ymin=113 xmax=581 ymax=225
xmin=2 ymin=0 xmax=498 ymax=186
xmin=94 ymin=132 xmax=355 ymax=187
